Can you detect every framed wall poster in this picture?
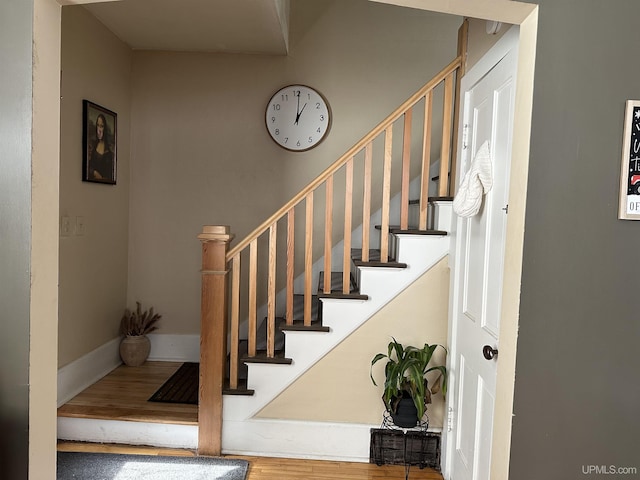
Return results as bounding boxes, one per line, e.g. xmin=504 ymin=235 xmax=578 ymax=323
xmin=619 ymin=100 xmax=640 ymax=220
xmin=83 ymin=100 xmax=117 ymax=184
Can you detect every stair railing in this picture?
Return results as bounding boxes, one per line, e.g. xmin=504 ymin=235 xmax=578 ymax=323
xmin=235 ymin=54 xmax=458 ymax=361
xmin=197 ymin=20 xmax=467 ymax=457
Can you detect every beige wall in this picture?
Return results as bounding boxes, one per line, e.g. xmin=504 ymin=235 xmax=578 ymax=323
xmin=58 ymin=6 xmax=132 ymax=367
xmin=128 ymin=0 xmax=461 ymax=334
xmin=257 ymin=258 xmax=449 ymax=428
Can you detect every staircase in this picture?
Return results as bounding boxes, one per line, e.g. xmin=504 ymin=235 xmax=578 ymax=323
xmin=197 ymin=40 xmax=466 ymax=457
xmin=219 ymin=200 xmax=453 ymax=460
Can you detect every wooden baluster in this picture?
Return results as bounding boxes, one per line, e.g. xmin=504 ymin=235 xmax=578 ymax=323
xmin=380 ymin=127 xmax=393 ymax=262
xmin=420 ymin=91 xmax=433 ymax=230
xmin=229 ymin=253 xmax=241 ymax=389
xmin=343 ymin=158 xmax=353 ymax=293
xmin=324 ymin=177 xmax=333 ymax=294
xmin=439 ymin=74 xmax=454 ymax=197
xmin=286 ymin=208 xmax=295 ymax=326
xmin=197 ymin=225 xmax=234 ymax=456
xmin=248 ymin=238 xmax=258 ymax=357
xmin=361 ymin=143 xmax=372 ymax=262
xmin=304 ymin=192 xmax=313 ymax=326
xmin=267 ymin=223 xmax=277 ymax=358
xmin=400 ymin=109 xmax=412 ymax=230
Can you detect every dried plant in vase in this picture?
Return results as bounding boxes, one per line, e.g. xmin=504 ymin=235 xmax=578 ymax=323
xmin=119 ymin=302 xmax=162 ymax=366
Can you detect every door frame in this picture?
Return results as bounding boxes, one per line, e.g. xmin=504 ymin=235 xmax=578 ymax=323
xmin=373 ymin=6 xmax=536 ymax=480
xmin=28 ymin=0 xmax=537 ymax=477
xmin=442 ymin=26 xmax=519 ymax=479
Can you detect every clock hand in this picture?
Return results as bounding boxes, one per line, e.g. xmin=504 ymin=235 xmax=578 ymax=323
xmin=294 ymin=93 xmax=301 ymax=125
xmin=294 ymin=103 xmax=307 ymax=125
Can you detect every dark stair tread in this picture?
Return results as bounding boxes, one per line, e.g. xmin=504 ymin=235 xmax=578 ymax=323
xmin=431 ymin=173 xmax=451 ymax=181
xmin=408 ymin=196 xmax=453 ymax=204
xmin=275 ymin=316 xmax=329 ymax=332
xmin=375 ymin=225 xmax=448 ymax=235
xmin=350 ymin=248 xmax=407 ymax=268
xmin=317 ymin=271 xmax=357 ymax=294
xmin=280 ymin=321 xmax=330 ymax=333
xmin=254 ymin=316 xmax=286 ymax=352
xmin=223 ymin=379 xmax=254 ymax=396
xmin=287 ymin=294 xmax=322 ymax=323
xmin=353 ymin=259 xmax=407 ymax=268
xmin=242 ymin=351 xmax=293 ymax=365
xmin=317 ymin=292 xmax=368 ymax=300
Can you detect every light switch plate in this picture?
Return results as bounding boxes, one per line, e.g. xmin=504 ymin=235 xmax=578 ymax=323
xmin=61 ymin=216 xmax=71 ymax=237
xmin=75 ymin=216 xmax=85 ymax=236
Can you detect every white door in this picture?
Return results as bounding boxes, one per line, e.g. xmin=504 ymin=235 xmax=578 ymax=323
xmin=446 ymin=35 xmax=517 ymax=480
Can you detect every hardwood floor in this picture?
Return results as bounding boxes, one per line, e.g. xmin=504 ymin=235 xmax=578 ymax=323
xmin=57 ymin=361 xmax=198 ymax=424
xmin=57 ymin=362 xmax=443 ymax=479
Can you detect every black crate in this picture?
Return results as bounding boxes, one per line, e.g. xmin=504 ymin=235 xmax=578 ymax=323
xmin=369 ymin=428 xmax=441 ymax=470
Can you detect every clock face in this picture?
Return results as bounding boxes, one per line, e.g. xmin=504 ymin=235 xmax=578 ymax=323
xmin=265 ymin=85 xmax=331 ymax=151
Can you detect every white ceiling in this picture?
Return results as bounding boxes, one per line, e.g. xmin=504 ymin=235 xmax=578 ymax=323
xmin=79 ymin=0 xmax=290 ymax=54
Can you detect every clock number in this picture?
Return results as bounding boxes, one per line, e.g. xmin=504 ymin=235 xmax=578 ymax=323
xmin=284 ymin=138 xmax=288 ymax=144
xmin=281 ymin=94 xmax=288 ymax=101
xmin=296 ymin=141 xmax=301 ymax=147
xmin=271 ymin=116 xmax=276 ymax=123
xmin=316 ymin=102 xmax=321 ymax=109
xmin=317 ymin=127 xmax=321 ymax=133
xmin=308 ymin=136 xmax=313 ymax=143
xmin=273 ymin=104 xmax=281 ymax=111
xmin=293 ymin=90 xmax=300 ymax=97
xmin=275 ymin=129 xmax=279 ymax=135
xmin=320 ymin=115 xmax=325 ymax=121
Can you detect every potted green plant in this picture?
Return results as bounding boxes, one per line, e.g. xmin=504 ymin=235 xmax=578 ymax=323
xmin=119 ymin=302 xmax=161 ymax=366
xmin=370 ymin=338 xmax=447 ymax=428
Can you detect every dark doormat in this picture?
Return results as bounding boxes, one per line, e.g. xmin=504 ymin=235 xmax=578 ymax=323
xmin=57 ymin=452 xmax=249 ymax=480
xmin=149 ymin=362 xmax=199 ymax=404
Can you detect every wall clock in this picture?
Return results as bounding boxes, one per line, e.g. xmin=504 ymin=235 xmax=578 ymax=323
xmin=265 ymin=84 xmax=331 ymax=151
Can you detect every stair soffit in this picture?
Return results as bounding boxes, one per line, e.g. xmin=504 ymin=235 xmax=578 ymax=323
xmin=80 ymin=0 xmax=290 ymax=54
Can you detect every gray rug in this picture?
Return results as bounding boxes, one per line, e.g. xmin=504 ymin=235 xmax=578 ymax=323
xmin=57 ymin=452 xmax=249 ymax=480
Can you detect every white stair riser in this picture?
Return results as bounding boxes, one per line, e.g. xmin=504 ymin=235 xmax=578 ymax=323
xmin=57 ymin=417 xmax=198 ymax=449
xmin=432 ymin=201 xmax=453 ymax=231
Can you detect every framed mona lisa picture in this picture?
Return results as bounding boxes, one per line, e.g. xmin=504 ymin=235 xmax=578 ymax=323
xmin=83 ymin=100 xmax=117 ymax=184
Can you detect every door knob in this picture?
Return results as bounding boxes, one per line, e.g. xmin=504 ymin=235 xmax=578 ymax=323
xmin=482 ymin=345 xmax=498 ymax=360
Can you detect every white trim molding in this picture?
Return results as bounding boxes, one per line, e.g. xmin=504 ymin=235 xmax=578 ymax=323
xmin=57 ymin=337 xmax=121 ymax=407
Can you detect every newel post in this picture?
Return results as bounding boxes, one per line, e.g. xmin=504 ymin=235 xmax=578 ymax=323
xmin=197 ymin=225 xmax=234 ymax=456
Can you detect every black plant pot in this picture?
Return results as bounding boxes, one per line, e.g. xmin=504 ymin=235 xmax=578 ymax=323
xmin=390 ymin=394 xmax=419 ymax=428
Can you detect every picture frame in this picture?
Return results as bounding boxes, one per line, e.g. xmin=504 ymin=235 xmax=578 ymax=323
xmin=618 ymin=100 xmax=640 ymax=220
xmin=83 ymin=100 xmax=117 ymax=185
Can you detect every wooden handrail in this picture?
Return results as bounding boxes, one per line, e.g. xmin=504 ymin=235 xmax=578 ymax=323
xmin=227 ymin=55 xmax=462 ymax=261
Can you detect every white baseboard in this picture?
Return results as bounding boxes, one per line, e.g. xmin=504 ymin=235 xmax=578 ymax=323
xmin=147 ymin=334 xmax=200 ymax=362
xmin=223 ymin=419 xmax=443 ymax=462
xmin=222 ymin=419 xmax=375 ymax=462
xmin=57 ymin=416 xmax=377 ymax=462
xmin=57 ymin=337 xmax=122 ymax=407
xmin=57 ymin=334 xmax=200 ymax=407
